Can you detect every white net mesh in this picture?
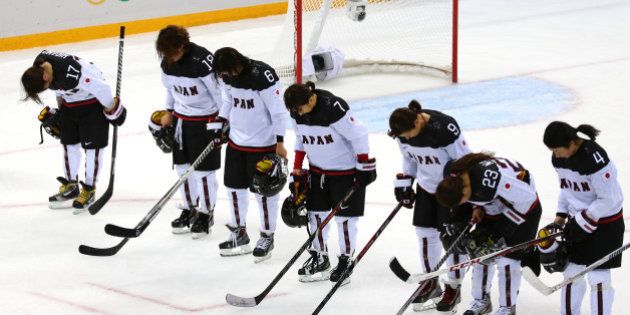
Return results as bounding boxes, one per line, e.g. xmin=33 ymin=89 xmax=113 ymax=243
xmin=263 ymin=0 xmax=455 ymax=86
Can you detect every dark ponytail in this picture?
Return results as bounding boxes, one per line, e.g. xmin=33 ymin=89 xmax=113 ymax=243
xmin=21 ymin=57 xmax=48 ymax=104
xmin=543 ymin=121 xmax=600 ymax=148
xmin=435 ymin=152 xmax=495 ymax=208
xmin=388 ymin=100 xmax=423 ymax=137
xmin=284 ymin=81 xmax=315 ymax=113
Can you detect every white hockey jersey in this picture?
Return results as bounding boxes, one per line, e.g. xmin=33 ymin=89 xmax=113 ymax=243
xmin=37 ymin=50 xmax=114 ymax=108
xmin=292 ymin=89 xmax=369 ymax=172
xmin=160 ymin=43 xmax=221 ymax=118
xmin=218 ymin=59 xmax=288 ymax=148
xmin=466 ymin=157 xmax=538 ymax=226
xmin=396 ymin=109 xmax=470 ymax=194
xmin=552 ymin=140 xmax=623 ymax=231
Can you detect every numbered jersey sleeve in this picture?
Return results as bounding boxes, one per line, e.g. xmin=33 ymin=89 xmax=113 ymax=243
xmin=218 ymin=59 xmax=286 ymax=147
xmin=160 ymin=43 xmax=220 ymax=116
xmin=552 ymin=141 xmax=623 ymax=221
xmin=329 ymin=99 xmax=369 ymax=156
xmin=469 ymin=158 xmax=538 ymax=225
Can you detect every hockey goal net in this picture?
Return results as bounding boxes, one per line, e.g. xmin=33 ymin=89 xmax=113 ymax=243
xmin=267 ymin=0 xmax=458 ymax=86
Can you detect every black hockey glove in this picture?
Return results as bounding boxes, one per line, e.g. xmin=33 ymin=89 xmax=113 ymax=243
xmin=355 ymin=157 xmax=376 ymax=187
xmin=563 ymin=212 xmax=594 ymax=244
xmin=439 ymin=221 xmax=469 ymax=255
xmin=520 ymin=247 xmax=541 ymax=276
xmin=148 ymin=110 xmax=174 ymax=153
xmin=38 ymin=106 xmax=62 ymax=144
xmin=394 ymin=173 xmax=415 ymax=209
xmin=207 ymin=117 xmax=229 ymax=144
xmin=104 ymin=97 xmax=127 ymax=126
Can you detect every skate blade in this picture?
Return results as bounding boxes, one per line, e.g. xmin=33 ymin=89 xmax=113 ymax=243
xmin=220 ymin=245 xmax=252 ymax=257
xmin=298 ymin=270 xmax=331 ymax=282
xmin=412 ymin=300 xmax=437 ymax=312
xmin=254 ymin=252 xmax=272 ymax=263
xmin=192 ymin=229 xmax=211 ymax=240
xmin=171 ymin=227 xmax=190 ymax=235
xmin=72 ymin=207 xmax=88 ymax=215
xmin=331 ymin=277 xmax=350 ymax=286
xmin=49 ymin=200 xmax=73 ymax=210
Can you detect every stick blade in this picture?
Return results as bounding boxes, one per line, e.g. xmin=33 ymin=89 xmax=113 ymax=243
xmin=78 ymin=244 xmax=119 ymax=257
xmin=389 ymin=257 xmax=411 ymax=282
xmin=522 ymin=267 xmax=554 ymax=295
xmin=88 ymin=187 xmax=113 ymax=215
xmin=105 ymin=224 xmax=139 ymax=238
xmin=226 ymin=293 xmax=259 ymax=307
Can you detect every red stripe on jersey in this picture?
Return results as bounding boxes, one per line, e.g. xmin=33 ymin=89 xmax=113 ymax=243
xmin=228 ymin=141 xmax=276 ymax=153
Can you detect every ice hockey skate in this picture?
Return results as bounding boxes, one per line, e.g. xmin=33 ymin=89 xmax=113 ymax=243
xmin=494 ymin=305 xmax=515 ymax=315
xmin=435 ymin=283 xmax=461 ymax=314
xmin=219 ymin=225 xmax=252 ymax=256
xmin=48 ymin=177 xmax=79 ymax=209
xmin=252 ymin=232 xmax=274 ymax=263
xmin=463 ymin=293 xmax=492 ymax=315
xmin=190 ymin=210 xmax=213 ymax=239
xmin=171 ymin=204 xmax=193 ymax=234
xmin=329 ymin=254 xmax=353 ymax=286
xmin=298 ymin=250 xmax=331 ymax=282
xmin=411 ymin=278 xmax=443 ymax=312
xmin=72 ymin=182 xmax=95 ymax=214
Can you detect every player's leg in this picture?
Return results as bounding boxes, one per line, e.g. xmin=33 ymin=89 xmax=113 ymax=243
xmin=219 ymin=145 xmax=252 ymax=255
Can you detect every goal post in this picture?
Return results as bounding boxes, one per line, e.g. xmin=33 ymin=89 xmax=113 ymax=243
xmin=268 ymin=0 xmax=459 ymax=86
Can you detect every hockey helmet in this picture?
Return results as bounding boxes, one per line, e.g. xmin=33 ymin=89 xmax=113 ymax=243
xmin=281 ymin=195 xmax=308 ymax=228
xmin=537 ymin=223 xmax=568 ymax=273
xmin=251 ymin=154 xmax=288 ymax=197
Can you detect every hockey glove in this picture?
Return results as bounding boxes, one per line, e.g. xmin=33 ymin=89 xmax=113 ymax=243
xmin=394 ymin=173 xmax=415 ymax=209
xmin=148 ymin=110 xmax=174 ymax=153
xmin=207 ymin=117 xmax=229 ymax=144
xmin=355 ymin=157 xmax=376 ymax=187
xmin=104 ymin=97 xmax=127 ymax=126
xmin=439 ymin=221 xmax=469 ymax=255
xmin=38 ymin=106 xmax=62 ymax=143
xmin=563 ymin=211 xmax=595 ymax=243
xmin=289 ymin=171 xmax=309 ymax=204
xmin=520 ymin=247 xmax=542 ymax=276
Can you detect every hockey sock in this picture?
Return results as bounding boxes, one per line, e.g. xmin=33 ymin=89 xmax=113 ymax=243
xmin=335 ymin=216 xmax=358 ymax=256
xmin=226 ymin=188 xmax=249 ymax=227
xmin=194 ymin=170 xmax=218 ymax=214
xmin=588 ymin=269 xmax=613 ymax=315
xmin=416 ymin=227 xmax=442 ymax=273
xmin=497 ymin=257 xmax=522 ymax=307
xmin=446 ymin=253 xmax=468 ymax=286
xmin=255 ymin=193 xmax=279 ymax=235
xmin=84 ymin=148 xmax=104 ymax=187
xmin=471 ymin=263 xmax=496 ymax=300
xmin=562 ymin=263 xmax=588 ymax=315
xmin=62 ymin=143 xmax=81 ymax=181
xmin=309 ymin=210 xmax=331 ymax=253
xmin=175 ymin=164 xmax=199 ymax=210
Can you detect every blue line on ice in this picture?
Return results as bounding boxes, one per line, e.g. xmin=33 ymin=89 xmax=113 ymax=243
xmin=349 ymin=77 xmax=575 ymax=132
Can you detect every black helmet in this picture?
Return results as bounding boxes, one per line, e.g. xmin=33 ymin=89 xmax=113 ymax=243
xmin=537 ymin=223 xmax=568 ymax=273
xmin=281 ymin=196 xmax=308 ymax=228
xmin=251 ymin=154 xmax=288 ymax=197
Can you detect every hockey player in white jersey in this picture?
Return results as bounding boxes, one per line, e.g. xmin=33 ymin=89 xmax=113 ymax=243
xmin=284 ymin=81 xmax=376 ymax=284
xmin=436 ymin=153 xmax=543 ymax=315
xmin=153 ymin=25 xmax=223 ymax=239
xmin=388 ymin=100 xmax=473 ymax=313
xmin=212 ymin=47 xmax=289 ymax=262
xmin=540 ymin=121 xmax=624 ymax=315
xmin=21 ymin=50 xmax=127 ymax=213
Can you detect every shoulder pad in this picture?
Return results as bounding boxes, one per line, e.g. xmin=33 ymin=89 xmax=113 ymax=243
xmin=552 ymin=141 xmax=609 ymax=175
xmin=227 ymin=59 xmax=279 ymax=90
xmin=39 ymin=50 xmax=82 ymax=90
xmin=468 ymin=161 xmax=500 ymax=203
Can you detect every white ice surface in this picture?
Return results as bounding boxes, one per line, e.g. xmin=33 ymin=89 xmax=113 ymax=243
xmin=1 ymin=0 xmax=630 ymax=314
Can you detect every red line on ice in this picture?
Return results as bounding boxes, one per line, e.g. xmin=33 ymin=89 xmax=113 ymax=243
xmin=29 ymin=291 xmax=112 ymax=314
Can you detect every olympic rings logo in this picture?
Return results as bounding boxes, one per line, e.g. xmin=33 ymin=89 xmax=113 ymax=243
xmin=86 ymin=0 xmax=129 ymax=5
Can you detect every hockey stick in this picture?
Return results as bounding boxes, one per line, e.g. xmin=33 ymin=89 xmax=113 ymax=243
xmin=395 ymin=222 xmax=474 ymax=315
xmin=78 ymin=140 xmax=218 ymax=256
xmin=225 ymin=184 xmax=359 ymax=307
xmin=523 ymin=241 xmax=630 ymax=296
xmin=312 ymin=202 xmax=404 ymax=315
xmin=402 ymin=232 xmax=562 ymax=285
xmin=89 ymin=25 xmax=125 ymax=215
